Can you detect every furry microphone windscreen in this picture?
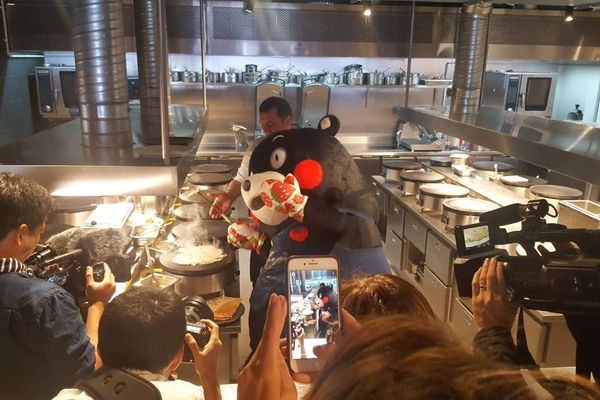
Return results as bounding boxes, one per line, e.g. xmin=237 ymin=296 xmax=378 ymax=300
xmin=66 ymin=228 xmax=129 ymax=264
xmin=45 ymin=228 xmax=87 ymax=255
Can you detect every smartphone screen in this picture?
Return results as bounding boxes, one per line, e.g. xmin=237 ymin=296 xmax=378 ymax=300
xmin=287 ymin=256 xmax=340 ymax=372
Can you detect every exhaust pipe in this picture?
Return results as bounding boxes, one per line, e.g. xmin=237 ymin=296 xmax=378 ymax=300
xmin=134 ymin=0 xmax=162 ymax=143
xmin=72 ymin=0 xmax=131 ymax=147
xmin=449 ymin=1 xmax=493 ymax=117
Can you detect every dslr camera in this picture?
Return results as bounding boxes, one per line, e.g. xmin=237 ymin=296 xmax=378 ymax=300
xmin=182 ymin=296 xmax=213 ymax=360
xmin=454 ymin=199 xmax=600 ymax=316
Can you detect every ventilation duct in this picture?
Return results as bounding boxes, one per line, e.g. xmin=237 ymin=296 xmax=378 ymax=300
xmin=72 ymin=0 xmax=131 ymax=147
xmin=449 ymin=1 xmax=493 ymax=117
xmin=134 ymin=0 xmax=162 ymax=143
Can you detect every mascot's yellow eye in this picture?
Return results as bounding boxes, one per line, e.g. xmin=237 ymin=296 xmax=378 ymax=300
xmin=270 ymin=147 xmax=287 ymax=169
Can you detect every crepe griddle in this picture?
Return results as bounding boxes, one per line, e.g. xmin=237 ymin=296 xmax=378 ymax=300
xmin=173 ymin=203 xmax=212 ymax=220
xmin=179 ymin=189 xmax=225 ymax=204
xmin=160 ymin=247 xmax=235 ymax=276
xmin=171 ymin=220 xmax=228 ymax=240
xmin=187 ymin=172 xmax=232 ymax=186
xmin=191 ymin=164 xmax=232 ymax=174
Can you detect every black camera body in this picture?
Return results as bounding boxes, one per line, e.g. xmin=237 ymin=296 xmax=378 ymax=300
xmin=454 ymin=200 xmax=600 ymax=316
xmin=182 ymin=296 xmax=214 ymax=361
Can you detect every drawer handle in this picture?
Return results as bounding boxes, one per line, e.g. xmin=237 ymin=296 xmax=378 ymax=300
xmin=391 ymin=238 xmax=397 ymax=243
xmin=393 ymin=207 xmax=399 ymax=213
xmin=466 ymin=318 xmax=472 ymax=327
xmin=412 ymin=224 xmax=418 ymax=231
xmin=376 ymin=192 xmax=381 ymax=197
xmin=434 ymin=242 xmax=441 ymax=252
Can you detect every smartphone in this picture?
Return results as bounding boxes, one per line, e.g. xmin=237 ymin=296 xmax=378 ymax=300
xmin=287 ymin=256 xmax=341 ymax=373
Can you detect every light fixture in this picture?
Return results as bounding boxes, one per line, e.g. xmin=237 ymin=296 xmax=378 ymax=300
xmin=363 ymin=0 xmax=372 ymax=16
xmin=565 ymin=6 xmax=574 ymax=22
xmin=244 ymin=0 xmax=255 ymax=13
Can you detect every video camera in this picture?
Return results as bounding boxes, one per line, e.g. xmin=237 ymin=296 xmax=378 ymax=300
xmin=24 ymin=245 xmax=106 ymax=298
xmin=454 ymin=199 xmax=600 ymax=316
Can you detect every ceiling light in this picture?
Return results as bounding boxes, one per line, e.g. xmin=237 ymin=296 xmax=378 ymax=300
xmin=363 ymin=7 xmax=372 ymax=16
xmin=565 ymin=6 xmax=574 ymax=22
xmin=244 ymin=0 xmax=255 ymax=13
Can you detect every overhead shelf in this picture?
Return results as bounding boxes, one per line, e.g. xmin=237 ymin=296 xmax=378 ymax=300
xmin=395 ymin=106 xmax=600 ymax=185
xmin=0 ymin=105 xmax=207 ymax=196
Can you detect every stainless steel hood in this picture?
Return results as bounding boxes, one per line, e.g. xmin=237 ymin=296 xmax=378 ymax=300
xmin=396 ymin=106 xmax=600 ymax=185
xmin=0 ymin=104 xmax=207 ymax=196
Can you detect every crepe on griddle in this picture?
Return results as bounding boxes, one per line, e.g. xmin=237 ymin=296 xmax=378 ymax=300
xmin=172 ymin=244 xmax=226 ymax=266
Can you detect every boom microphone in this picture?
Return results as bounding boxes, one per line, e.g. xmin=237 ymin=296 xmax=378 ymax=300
xmin=65 ymin=228 xmax=129 ymax=265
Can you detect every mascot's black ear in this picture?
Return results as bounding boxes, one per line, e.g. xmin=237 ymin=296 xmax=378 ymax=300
xmin=318 ymin=115 xmax=340 ymax=137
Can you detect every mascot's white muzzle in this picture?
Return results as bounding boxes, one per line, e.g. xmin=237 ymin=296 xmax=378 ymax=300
xmin=241 ymin=171 xmax=289 ymax=226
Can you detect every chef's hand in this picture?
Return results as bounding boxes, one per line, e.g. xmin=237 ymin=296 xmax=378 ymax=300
xmin=185 ymin=320 xmax=222 ymax=380
xmin=85 ymin=263 xmax=116 ymax=306
xmin=207 ymin=192 xmax=233 ymax=219
xmin=238 ymin=294 xmax=296 ymax=400
xmin=472 ymin=258 xmax=518 ymax=331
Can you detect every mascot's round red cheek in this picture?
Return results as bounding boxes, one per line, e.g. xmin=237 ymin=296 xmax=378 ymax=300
xmin=289 ymin=226 xmax=309 ymax=242
xmin=293 ymin=159 xmax=323 ymax=190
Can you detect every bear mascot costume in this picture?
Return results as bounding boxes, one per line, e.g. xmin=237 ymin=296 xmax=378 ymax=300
xmin=227 ymin=116 xmax=391 ymax=350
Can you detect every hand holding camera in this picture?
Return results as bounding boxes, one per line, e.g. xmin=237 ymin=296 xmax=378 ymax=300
xmin=472 ymin=258 xmax=518 ymax=331
xmin=185 ymin=320 xmax=222 ymax=380
xmin=85 ymin=263 xmax=116 ymax=306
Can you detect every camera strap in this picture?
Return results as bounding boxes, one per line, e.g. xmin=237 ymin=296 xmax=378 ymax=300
xmin=76 ymin=367 xmax=162 ymax=400
xmin=516 ymin=306 xmax=537 ymax=368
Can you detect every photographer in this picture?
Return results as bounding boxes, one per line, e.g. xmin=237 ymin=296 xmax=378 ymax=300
xmin=54 ymin=287 xmax=222 ymax=400
xmin=0 ymin=173 xmax=115 ymax=400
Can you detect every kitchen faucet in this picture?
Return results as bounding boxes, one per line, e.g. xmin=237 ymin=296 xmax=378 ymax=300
xmin=231 ymin=123 xmax=247 ymax=132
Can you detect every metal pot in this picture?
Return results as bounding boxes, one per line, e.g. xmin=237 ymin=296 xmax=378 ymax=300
xmin=245 ymin=64 xmax=258 ymax=73
xmin=160 ymin=250 xmax=235 ymax=295
xmin=345 ymin=70 xmax=363 ymax=85
xmin=367 ymin=72 xmax=386 ymax=85
xmin=450 ymin=153 xmax=470 ymax=166
xmin=170 ymin=70 xmax=184 ymax=82
xmin=191 ymin=163 xmax=232 ymax=174
xmin=242 ymin=71 xmax=260 ymax=84
xmin=320 ymin=72 xmax=340 ymax=85
xmin=399 ymin=170 xmax=444 ymax=195
xmin=221 ymin=72 xmax=238 ymax=83
xmin=290 ymin=73 xmax=307 ymax=85
xmin=182 ymin=70 xmax=197 ymax=83
xmin=267 ymin=70 xmax=290 ymax=84
xmin=48 ymin=197 xmax=102 ymax=226
xmin=383 ymin=160 xmax=421 ymax=183
xmin=416 ymin=183 xmax=470 ymax=213
xmin=441 ymin=198 xmax=498 ymax=230
xmin=500 ymin=175 xmax=548 ymax=198
xmin=384 ymin=73 xmax=398 ymax=85
xmin=206 ymin=71 xmax=220 ymax=83
xmin=411 ymin=73 xmax=422 ymax=86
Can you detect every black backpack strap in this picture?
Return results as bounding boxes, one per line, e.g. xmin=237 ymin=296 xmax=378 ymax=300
xmin=76 ymin=367 xmax=162 ymax=400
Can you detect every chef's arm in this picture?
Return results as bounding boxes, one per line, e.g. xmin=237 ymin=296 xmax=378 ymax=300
xmin=209 ymin=180 xmax=241 ymax=218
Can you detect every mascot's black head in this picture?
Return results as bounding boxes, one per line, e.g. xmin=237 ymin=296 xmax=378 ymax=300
xmin=247 ymin=115 xmax=377 ymax=220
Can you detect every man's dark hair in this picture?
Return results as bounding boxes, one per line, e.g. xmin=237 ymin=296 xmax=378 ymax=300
xmin=0 ymin=173 xmax=53 ymax=240
xmin=259 ymin=96 xmax=292 ymax=119
xmin=98 ymin=287 xmax=186 ymax=373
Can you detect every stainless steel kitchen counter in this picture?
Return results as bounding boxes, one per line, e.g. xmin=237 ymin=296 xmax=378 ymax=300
xmin=197 ymin=131 xmax=503 ymax=158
